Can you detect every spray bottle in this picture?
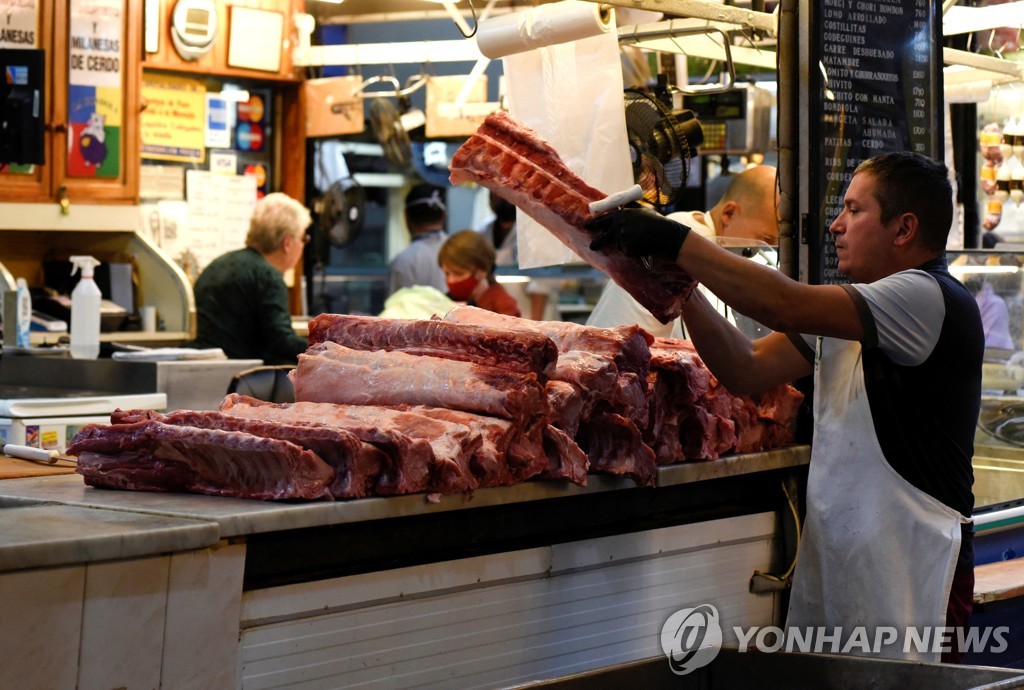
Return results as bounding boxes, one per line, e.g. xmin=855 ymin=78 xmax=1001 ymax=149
xmin=15 ymin=278 xmax=31 ymax=349
xmin=69 ymin=256 xmax=101 ymax=359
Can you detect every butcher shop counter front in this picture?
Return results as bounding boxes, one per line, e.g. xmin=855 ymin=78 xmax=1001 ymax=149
xmin=0 ymin=445 xmax=808 ymax=689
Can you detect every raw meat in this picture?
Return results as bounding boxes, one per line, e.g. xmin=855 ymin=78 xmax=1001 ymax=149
xmin=449 ymin=111 xmax=696 ymax=323
xmin=545 ymin=380 xmax=585 ymax=437
xmin=540 ymin=425 xmax=589 ymax=487
xmin=291 ymin=340 xmax=547 ymax=423
xmin=575 ymin=412 xmax=656 ymax=487
xmin=220 ymin=394 xmax=480 ymax=495
xmin=308 ymin=313 xmax=558 ymax=378
xmin=220 ymin=394 xmax=432 ymax=496
xmin=403 ymin=405 xmax=518 ymax=488
xmin=650 ymin=338 xmax=713 ymax=404
xmin=69 ymin=420 xmax=335 ymax=501
xmin=113 ymin=408 xmax=384 ymax=499
xmin=552 ymin=350 xmax=619 ymax=406
xmin=443 ymin=306 xmax=653 ymax=379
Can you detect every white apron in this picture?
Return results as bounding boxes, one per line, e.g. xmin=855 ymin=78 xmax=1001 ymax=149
xmin=786 ymin=337 xmax=968 ymax=662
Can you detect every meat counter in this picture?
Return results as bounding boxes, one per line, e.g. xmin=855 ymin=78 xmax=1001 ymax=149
xmin=0 ymin=445 xmax=807 ymax=689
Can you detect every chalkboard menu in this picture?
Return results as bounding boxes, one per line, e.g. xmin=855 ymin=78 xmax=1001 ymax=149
xmin=809 ymin=0 xmax=943 ymax=284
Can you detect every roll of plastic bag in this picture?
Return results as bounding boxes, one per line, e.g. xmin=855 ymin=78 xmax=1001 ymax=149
xmin=475 ymin=1 xmax=614 ymax=59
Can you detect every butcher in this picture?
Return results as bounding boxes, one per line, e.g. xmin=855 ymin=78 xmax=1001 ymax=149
xmin=587 ymin=164 xmax=779 ymax=338
xmin=387 ymin=184 xmax=450 ymax=297
xmin=588 ymin=151 xmax=982 ymax=663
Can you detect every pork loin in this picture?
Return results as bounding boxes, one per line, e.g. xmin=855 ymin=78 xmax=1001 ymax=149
xmin=449 ymin=111 xmax=697 ymax=323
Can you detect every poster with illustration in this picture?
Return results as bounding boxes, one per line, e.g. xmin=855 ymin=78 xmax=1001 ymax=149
xmin=67 ymin=0 xmax=122 ymax=178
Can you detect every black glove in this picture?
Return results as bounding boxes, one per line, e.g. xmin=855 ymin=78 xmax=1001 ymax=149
xmin=587 ymin=206 xmax=691 ymax=259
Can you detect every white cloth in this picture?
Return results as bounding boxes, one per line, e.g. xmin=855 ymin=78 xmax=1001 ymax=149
xmin=477 ymin=217 xmax=560 ymax=319
xmin=787 ymin=332 xmax=965 ymax=662
xmin=387 ymin=230 xmax=448 ymax=296
xmin=586 ymin=210 xmax=716 ymax=338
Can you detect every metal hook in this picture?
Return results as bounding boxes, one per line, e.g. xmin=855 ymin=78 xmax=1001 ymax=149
xmin=351 ymin=75 xmax=402 ymax=98
xmin=619 ymin=23 xmax=735 ymax=95
xmin=399 ymin=73 xmax=429 ymax=97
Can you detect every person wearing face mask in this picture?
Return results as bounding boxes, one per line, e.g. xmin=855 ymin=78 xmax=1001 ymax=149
xmin=476 ymin=190 xmax=560 ymax=320
xmin=438 ymin=230 xmax=520 ymax=316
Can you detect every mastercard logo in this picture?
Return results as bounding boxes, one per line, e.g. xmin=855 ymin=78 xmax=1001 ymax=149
xmin=244 ymin=164 xmax=267 ymax=188
xmin=238 ymin=94 xmax=265 ymax=123
xmin=237 ymin=122 xmax=264 ymax=152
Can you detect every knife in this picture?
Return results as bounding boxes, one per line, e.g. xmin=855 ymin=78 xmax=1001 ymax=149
xmin=3 ymin=444 xmax=76 ymax=465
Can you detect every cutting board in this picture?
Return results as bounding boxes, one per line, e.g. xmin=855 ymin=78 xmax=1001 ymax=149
xmin=0 ymin=455 xmax=77 ymax=480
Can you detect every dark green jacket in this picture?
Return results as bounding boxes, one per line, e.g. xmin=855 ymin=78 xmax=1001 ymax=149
xmin=193 ymin=248 xmax=307 ymax=363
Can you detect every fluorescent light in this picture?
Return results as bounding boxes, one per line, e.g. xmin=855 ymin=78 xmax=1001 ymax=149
xmin=495 ymin=275 xmax=532 ymax=284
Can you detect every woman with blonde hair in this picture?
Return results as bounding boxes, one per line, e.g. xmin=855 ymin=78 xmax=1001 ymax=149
xmin=438 ymin=230 xmax=520 ymax=317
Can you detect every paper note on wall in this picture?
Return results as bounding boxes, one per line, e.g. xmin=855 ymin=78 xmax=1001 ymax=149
xmin=500 ymin=5 xmax=631 ymax=268
xmin=185 ymin=170 xmax=258 ymax=272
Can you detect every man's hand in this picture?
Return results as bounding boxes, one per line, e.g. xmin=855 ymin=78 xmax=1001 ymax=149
xmin=587 ymin=207 xmax=691 ymax=259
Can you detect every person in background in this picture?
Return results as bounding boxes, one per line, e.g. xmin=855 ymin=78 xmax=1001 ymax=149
xmin=476 ymin=189 xmax=559 ymax=320
xmin=587 ymin=151 xmax=982 ymax=664
xmin=587 ymin=165 xmax=779 ymax=338
xmin=387 ymin=183 xmax=449 ymax=296
xmin=439 ymin=230 xmax=521 ymax=317
xmin=973 ymin=280 xmax=1015 ymax=350
xmin=193 ymin=192 xmax=310 ymax=363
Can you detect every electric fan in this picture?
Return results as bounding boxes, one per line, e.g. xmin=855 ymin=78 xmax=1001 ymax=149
xmin=369 ymin=96 xmax=426 ymax=168
xmin=623 ymin=88 xmax=704 ymax=210
xmin=313 ymin=176 xmax=367 ymax=266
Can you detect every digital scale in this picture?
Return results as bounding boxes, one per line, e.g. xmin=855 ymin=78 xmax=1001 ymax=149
xmin=0 ymin=384 xmax=166 ymax=452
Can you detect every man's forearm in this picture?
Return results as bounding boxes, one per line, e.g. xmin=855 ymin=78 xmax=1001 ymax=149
xmin=681 ymin=290 xmax=760 ymax=392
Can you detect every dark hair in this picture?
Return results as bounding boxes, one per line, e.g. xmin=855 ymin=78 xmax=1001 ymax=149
xmin=405 ymin=183 xmax=447 ymax=227
xmin=854 ymin=151 xmax=952 ymax=252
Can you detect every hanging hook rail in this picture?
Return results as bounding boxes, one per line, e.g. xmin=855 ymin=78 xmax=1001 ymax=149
xmin=351 ymin=73 xmax=429 ymax=98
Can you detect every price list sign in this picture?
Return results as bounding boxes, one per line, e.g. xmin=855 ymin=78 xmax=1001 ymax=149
xmin=809 ymin=0 xmax=943 ymax=284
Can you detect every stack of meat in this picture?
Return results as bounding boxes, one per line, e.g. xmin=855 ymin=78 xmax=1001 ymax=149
xmin=68 ymin=310 xmax=802 ymax=502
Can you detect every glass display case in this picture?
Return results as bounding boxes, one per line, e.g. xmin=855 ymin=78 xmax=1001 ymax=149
xmin=950 ymin=250 xmax=1024 ymax=567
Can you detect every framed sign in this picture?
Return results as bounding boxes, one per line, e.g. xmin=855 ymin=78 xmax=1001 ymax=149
xmin=227 ymin=6 xmax=282 ymax=73
xmin=807 ymin=0 xmax=944 ymax=284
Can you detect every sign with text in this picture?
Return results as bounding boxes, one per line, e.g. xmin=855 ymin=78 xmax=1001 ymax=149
xmin=808 ymin=0 xmax=943 ymax=284
xmin=67 ymin=0 xmax=123 ymax=178
xmin=186 ymin=169 xmax=257 ymax=271
xmin=141 ymin=72 xmax=206 ymax=163
xmin=0 ymin=0 xmax=39 ymax=48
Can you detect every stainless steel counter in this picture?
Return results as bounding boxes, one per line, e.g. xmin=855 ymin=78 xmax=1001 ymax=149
xmin=0 ymin=446 xmax=809 ymax=573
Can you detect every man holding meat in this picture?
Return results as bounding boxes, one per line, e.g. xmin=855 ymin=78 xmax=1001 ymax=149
xmin=588 ymin=151 xmax=982 ymax=663
xmin=587 ymin=164 xmax=779 ymax=338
